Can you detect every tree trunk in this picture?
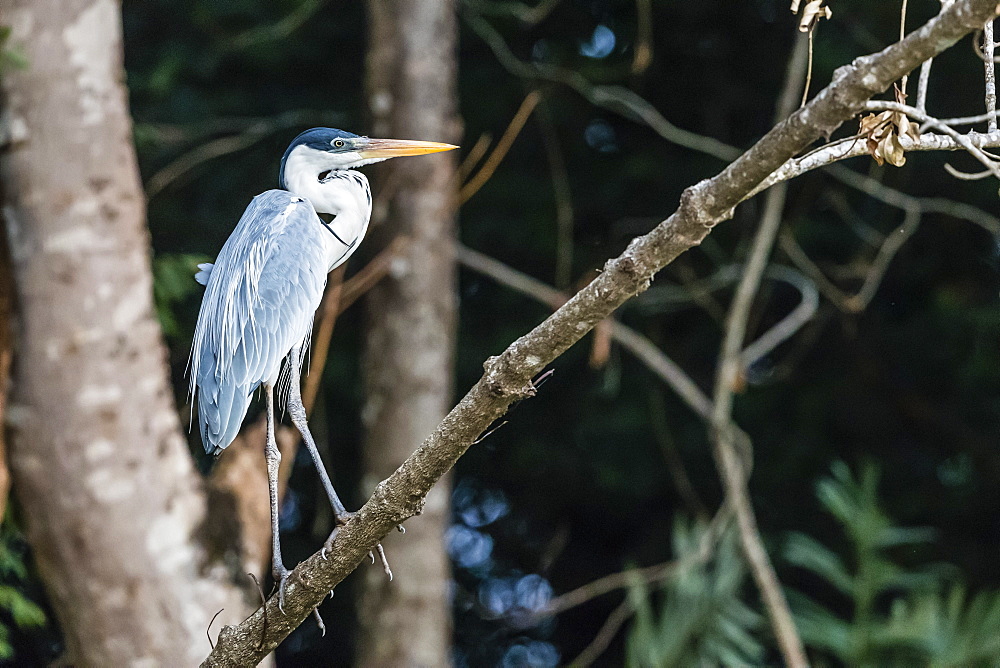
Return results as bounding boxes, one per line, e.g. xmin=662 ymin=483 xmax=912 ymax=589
xmin=356 ymin=1 xmax=460 ymax=665
xmin=0 ymin=1 xmax=249 ymax=664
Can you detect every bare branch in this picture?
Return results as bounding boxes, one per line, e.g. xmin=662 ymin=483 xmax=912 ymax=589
xmin=916 ymin=57 xmax=933 ymax=111
xmin=749 ymin=129 xmax=1000 ymax=197
xmin=865 ymin=100 xmax=1000 ymax=178
xmin=202 ymin=3 xmax=1000 ymax=663
xmin=986 ymin=21 xmax=998 ymax=130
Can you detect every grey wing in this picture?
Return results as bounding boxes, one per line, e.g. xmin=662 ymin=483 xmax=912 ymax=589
xmin=190 ymin=190 xmax=328 ymax=455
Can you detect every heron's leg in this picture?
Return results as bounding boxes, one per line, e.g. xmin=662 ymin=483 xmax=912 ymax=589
xmin=286 ymin=342 xmax=349 ymax=521
xmin=286 ymin=343 xmax=393 ymax=579
xmin=265 ymin=382 xmax=291 ymax=611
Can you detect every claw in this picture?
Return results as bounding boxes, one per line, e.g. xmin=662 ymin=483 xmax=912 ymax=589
xmin=313 ymin=607 xmax=326 ymax=637
xmin=273 ymin=564 xmax=291 ymax=614
xmin=375 ymin=543 xmax=393 ymax=580
xmin=397 ymin=524 xmax=406 ymax=534
xmin=369 ymin=551 xmax=376 ymax=565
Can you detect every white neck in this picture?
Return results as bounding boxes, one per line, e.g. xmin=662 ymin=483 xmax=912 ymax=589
xmin=281 ymin=146 xmax=373 ymax=270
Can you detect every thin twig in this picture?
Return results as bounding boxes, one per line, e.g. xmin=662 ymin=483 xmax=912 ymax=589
xmin=223 ymin=0 xmax=331 ymax=51
xmin=631 ymin=0 xmax=654 ymax=76
xmin=826 ymin=163 xmax=1000 ymax=234
xmin=465 ymin=11 xmax=740 ymax=162
xmin=456 ymin=133 xmax=492 ymax=183
xmin=929 ymin=109 xmax=1000 ymax=126
xmin=944 ymin=163 xmax=994 ymax=179
xmin=648 ymin=389 xmax=710 ymax=518
xmin=301 ymin=266 xmax=346 ymax=413
xmin=709 ymin=33 xmax=811 ymax=668
xmin=900 ymin=0 xmax=911 ymax=93
xmin=137 ymin=111 xmax=342 ymax=147
xmin=566 ymin=511 xmax=729 ymax=666
xmin=852 ymin=205 xmax=922 ymax=309
xmin=207 ymin=609 xmax=224 ymax=650
xmin=541 ymin=547 xmax=708 ymax=618
xmin=247 ymin=573 xmax=268 ymax=651
xmin=749 ymin=129 xmax=1000 ymax=199
xmin=145 ymin=110 xmax=336 ymax=198
xmin=535 ymin=99 xmax=575 ymax=289
xmin=633 ymin=263 xmax=818 ymax=371
xmin=802 ymin=29 xmax=815 ymax=108
xmin=779 ymin=229 xmax=856 ymax=310
xmin=739 ymin=265 xmax=819 ymax=368
xmin=456 ymin=243 xmax=715 ymax=419
xmin=463 ymin=0 xmax=562 ymax=26
xmin=460 ymin=91 xmax=542 ymax=203
xmin=864 ymin=100 xmax=1000 ymax=179
xmin=570 ymin=599 xmax=633 ymax=667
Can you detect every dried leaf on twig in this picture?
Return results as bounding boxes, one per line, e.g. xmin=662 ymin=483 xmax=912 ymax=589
xmin=858 ymin=108 xmax=919 ymax=167
xmin=795 ymin=0 xmax=832 ymax=32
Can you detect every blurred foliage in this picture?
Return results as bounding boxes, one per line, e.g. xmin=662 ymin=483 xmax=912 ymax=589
xmin=152 ymin=253 xmax=210 ymax=340
xmin=625 ymin=519 xmax=764 ymax=667
xmin=0 ymin=524 xmax=46 ymax=664
xmin=626 ymin=464 xmax=1000 ymax=667
xmin=0 ymin=26 xmax=28 ymax=75
xmin=785 ymin=462 xmax=1000 ymax=667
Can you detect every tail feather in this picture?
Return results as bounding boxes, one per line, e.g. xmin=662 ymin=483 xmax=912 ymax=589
xmin=198 ymin=369 xmax=254 ymax=455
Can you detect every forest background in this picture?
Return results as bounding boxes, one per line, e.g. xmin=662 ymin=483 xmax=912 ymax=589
xmin=1 ymin=0 xmax=999 ymax=666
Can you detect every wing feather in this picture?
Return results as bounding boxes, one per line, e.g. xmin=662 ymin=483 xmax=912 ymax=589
xmin=190 ymin=190 xmax=329 ymax=455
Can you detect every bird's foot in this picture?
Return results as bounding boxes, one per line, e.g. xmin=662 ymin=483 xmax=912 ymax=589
xmin=320 ymin=512 xmax=395 ymax=580
xmin=272 ymin=563 xmax=291 ymax=614
xmin=312 ymin=606 xmax=326 ymax=637
xmin=320 ymin=510 xmax=356 ymax=559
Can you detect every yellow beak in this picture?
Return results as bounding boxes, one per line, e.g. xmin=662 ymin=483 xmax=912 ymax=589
xmin=357 ymin=138 xmax=459 ymax=159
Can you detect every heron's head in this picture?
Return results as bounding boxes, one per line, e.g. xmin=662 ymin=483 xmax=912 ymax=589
xmin=279 ymin=127 xmax=457 ymax=189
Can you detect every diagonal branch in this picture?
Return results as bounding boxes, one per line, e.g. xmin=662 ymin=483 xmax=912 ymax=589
xmin=202 ymin=2 xmax=1000 ymax=664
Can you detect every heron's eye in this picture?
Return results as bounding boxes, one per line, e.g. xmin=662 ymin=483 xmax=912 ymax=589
xmin=333 ymin=139 xmax=346 ymax=149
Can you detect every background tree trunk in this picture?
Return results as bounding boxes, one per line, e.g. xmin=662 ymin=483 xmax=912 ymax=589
xmin=0 ymin=1 xmax=250 ymax=663
xmin=355 ymin=1 xmax=460 ymax=665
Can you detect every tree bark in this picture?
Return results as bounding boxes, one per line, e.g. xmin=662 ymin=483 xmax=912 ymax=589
xmin=0 ymin=1 xmax=249 ymax=664
xmin=356 ymin=1 xmax=460 ymax=665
